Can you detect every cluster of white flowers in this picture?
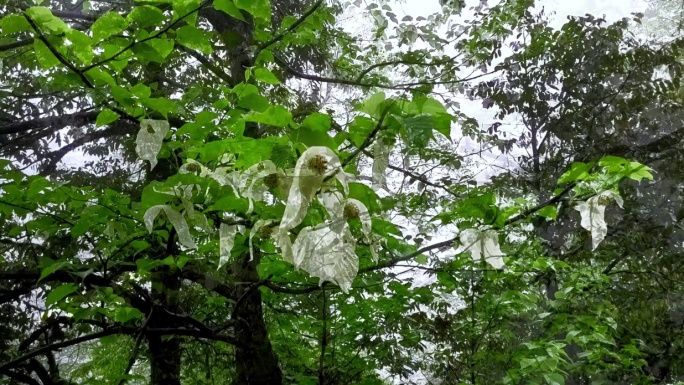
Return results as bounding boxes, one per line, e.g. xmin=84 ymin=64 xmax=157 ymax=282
xmin=136 ymin=119 xmax=380 ymax=292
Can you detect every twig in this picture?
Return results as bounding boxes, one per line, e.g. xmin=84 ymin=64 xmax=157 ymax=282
xmin=230 ymin=274 xmax=273 ymax=319
xmin=254 ymin=0 xmax=325 ymax=59
xmin=118 ymin=309 xmax=154 ymax=385
xmin=0 ymin=329 xmax=123 ymax=371
xmin=340 ymin=99 xmax=398 ymax=169
xmin=24 ymin=14 xmax=94 ymax=88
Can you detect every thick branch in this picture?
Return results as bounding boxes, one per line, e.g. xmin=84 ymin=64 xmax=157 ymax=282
xmin=0 ymin=329 xmax=122 ymax=371
xmin=254 ymin=0 xmax=324 ymax=57
xmin=39 ymin=120 xmax=137 ymax=176
xmin=178 ymin=45 xmax=233 ymax=84
xmin=0 ymin=110 xmax=98 ymax=136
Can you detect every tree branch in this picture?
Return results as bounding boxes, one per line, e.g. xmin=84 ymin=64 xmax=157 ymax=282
xmin=0 ymin=329 xmax=123 ymax=371
xmin=340 ymin=99 xmax=397 ymax=169
xmin=117 ymin=310 xmax=153 ymax=385
xmin=0 ymin=110 xmax=99 ymax=136
xmin=178 ymin=45 xmax=233 ymax=84
xmin=39 ymin=120 xmax=138 ymax=176
xmin=254 ymin=0 xmax=324 ymax=58
xmin=24 ymin=13 xmax=94 ymax=88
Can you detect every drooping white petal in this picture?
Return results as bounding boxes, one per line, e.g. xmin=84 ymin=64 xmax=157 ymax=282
xmin=144 ymin=205 xmax=197 ymax=249
xmin=211 ymin=167 xmax=241 ymax=195
xmin=372 ymin=138 xmax=390 ymax=191
xmin=181 ymin=159 xmax=240 ymax=195
xmin=293 ymin=224 xmax=358 ymax=293
xmin=154 ymin=183 xmax=199 ymax=200
xmin=460 ymin=229 xmax=505 ymax=269
xmin=249 ymin=219 xmax=273 ymax=261
xmin=319 ymin=191 xmax=345 ymax=217
xmin=240 ymin=161 xmax=277 ymax=198
xmin=279 ymin=147 xmax=345 ymax=233
xmin=273 ymin=229 xmax=294 ymax=264
xmin=136 ymin=120 xmax=169 ymax=170
xmin=346 ymin=198 xmax=372 ymax=238
xmin=218 ymin=223 xmax=244 ymax=269
xmin=575 ymin=190 xmax=623 ymax=250
xmin=460 ymin=229 xmax=481 ymax=261
xmin=179 ymin=159 xmax=209 ymax=177
xmin=369 ymin=243 xmax=379 ymax=262
xmin=481 ymin=230 xmax=505 ymax=269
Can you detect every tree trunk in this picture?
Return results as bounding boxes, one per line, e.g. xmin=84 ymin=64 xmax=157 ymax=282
xmin=148 ymin=335 xmax=181 ymax=385
xmin=231 ymin=252 xmax=282 ymax=385
xmin=148 ymin=269 xmax=182 ymax=385
xmin=201 ymin=7 xmax=283 ymax=383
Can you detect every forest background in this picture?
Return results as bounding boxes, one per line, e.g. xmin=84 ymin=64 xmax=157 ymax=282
xmin=1 ymin=0 xmax=683 ymax=384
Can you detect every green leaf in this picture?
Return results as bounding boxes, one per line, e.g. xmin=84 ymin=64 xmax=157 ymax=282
xmin=244 ymin=105 xmax=292 ymax=127
xmin=359 ymin=92 xmax=387 ymax=119
xmin=96 ymin=109 xmax=120 ymax=127
xmin=289 ymin=127 xmax=336 ymax=149
xmin=349 ymin=116 xmax=375 ymax=147
xmin=520 ymin=358 xmax=537 ymax=369
xmin=46 ymin=283 xmax=78 ymax=306
xmin=142 ymin=97 xmax=176 ymax=118
xmin=404 ymin=114 xmax=434 ymax=148
xmin=238 ymin=93 xmax=270 ymax=112
xmin=176 ymin=25 xmax=213 ymax=55
xmin=301 ymin=113 xmax=331 ymax=132
xmin=558 ymin=162 xmax=591 ymax=184
xmin=127 ymin=5 xmax=165 ymax=27
xmin=173 ymin=0 xmax=201 ymax=26
xmin=234 ymin=0 xmax=271 ymax=20
xmin=132 ymin=42 xmax=166 ymax=63
xmin=537 ymin=205 xmax=557 ymax=220
xmin=348 ymin=183 xmax=382 ymax=213
xmin=26 ymin=7 xmax=68 ymax=33
xmin=34 ymin=39 xmax=60 ymax=69
xmin=544 ymin=373 xmax=565 ymax=385
xmin=270 ymin=142 xmax=294 ymax=168
xmin=66 ymin=29 xmax=94 ymax=64
xmin=39 ymin=260 xmax=68 ymax=281
xmin=626 ymin=161 xmax=653 ymax=181
xmin=114 ymin=307 xmax=144 ymax=323
xmin=253 ymin=67 xmax=280 ymax=84
xmin=0 ymin=14 xmax=30 ymax=35
xmin=207 ymin=195 xmax=249 ymax=214
xmin=214 ymin=0 xmax=246 ymax=21
xmin=148 ymin=38 xmax=175 ymax=60
xmin=91 ymin=12 xmax=128 ymax=42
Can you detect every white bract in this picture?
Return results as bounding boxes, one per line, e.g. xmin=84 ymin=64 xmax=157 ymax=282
xmin=271 ymin=147 xmax=380 ymax=291
xmin=249 ymin=219 xmax=273 ymax=261
xmin=180 ymin=159 xmax=240 ymax=195
xmin=279 ymin=146 xmax=347 ymax=233
xmin=238 ymin=160 xmax=282 ymax=213
xmin=292 ymin=224 xmax=358 ymax=293
xmin=144 ymin=205 xmax=197 ymax=249
xmin=575 ymin=190 xmax=624 ymax=250
xmin=218 ymin=223 xmax=244 ymax=269
xmin=372 ymin=138 xmax=390 ymax=191
xmin=135 ymin=119 xmax=169 ymax=169
xmin=460 ymin=229 xmax=505 ymax=269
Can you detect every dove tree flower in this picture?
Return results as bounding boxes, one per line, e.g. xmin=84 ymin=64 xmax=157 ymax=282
xmin=218 ymin=222 xmax=245 ymax=269
xmin=238 ymin=160 xmax=286 ymax=212
xmin=460 ymin=229 xmax=506 ymax=269
xmin=278 ymin=146 xmax=348 ymax=233
xmin=135 ymin=119 xmax=169 ymax=170
xmin=372 ymin=137 xmax=390 ymax=191
xmin=575 ymin=190 xmax=624 ymax=250
xmin=144 ymin=205 xmax=197 ymax=249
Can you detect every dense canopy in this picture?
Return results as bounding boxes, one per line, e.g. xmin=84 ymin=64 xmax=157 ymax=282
xmin=1 ymin=0 xmax=683 ymax=384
